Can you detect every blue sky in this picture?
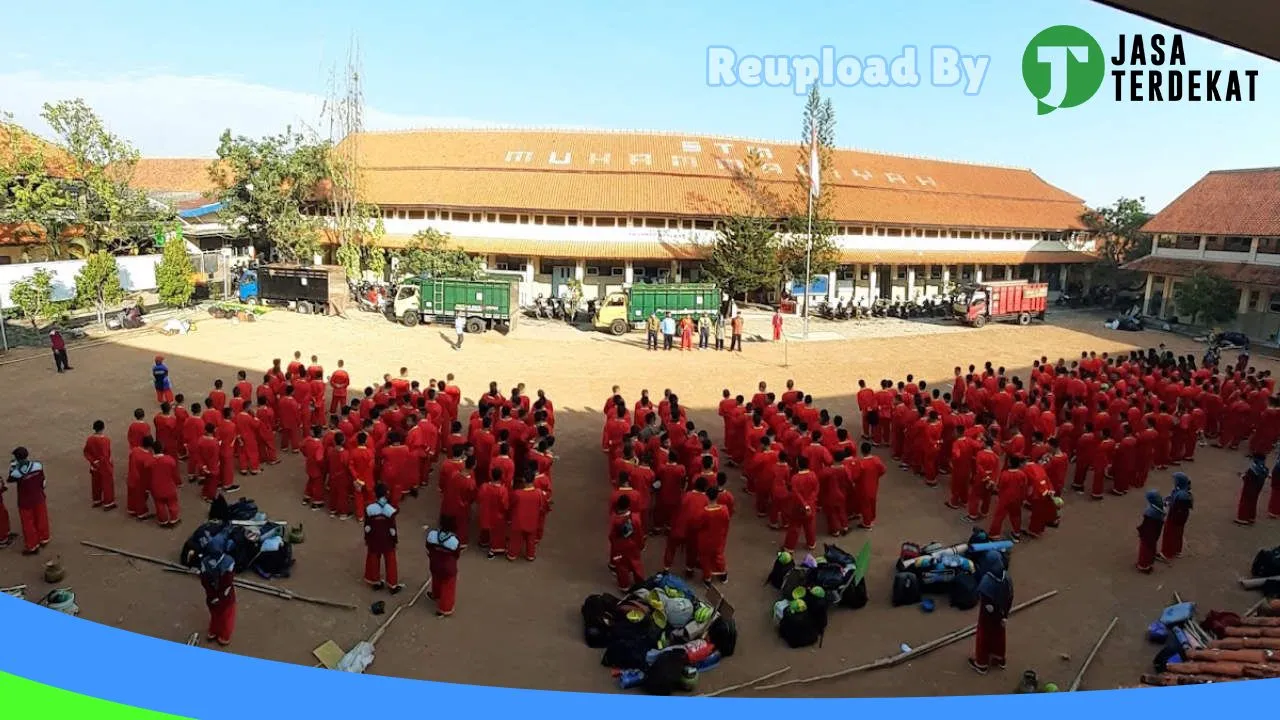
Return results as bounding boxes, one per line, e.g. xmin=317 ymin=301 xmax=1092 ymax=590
xmin=0 ymin=0 xmax=1275 ymax=210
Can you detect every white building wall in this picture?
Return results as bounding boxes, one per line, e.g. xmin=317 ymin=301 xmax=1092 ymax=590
xmin=0 ymin=254 xmax=163 ymax=308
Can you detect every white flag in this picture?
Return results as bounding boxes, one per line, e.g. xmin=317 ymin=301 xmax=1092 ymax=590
xmin=808 ymin=125 xmax=820 ymax=199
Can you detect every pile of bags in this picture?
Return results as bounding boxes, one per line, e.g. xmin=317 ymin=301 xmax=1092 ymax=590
xmin=890 ymin=529 xmax=1012 ymax=610
xmin=179 ymin=498 xmax=296 ymax=579
xmin=1250 ymin=544 xmax=1280 ymax=595
xmin=765 ymin=543 xmax=869 ymax=648
xmin=580 ymin=571 xmax=737 ymax=695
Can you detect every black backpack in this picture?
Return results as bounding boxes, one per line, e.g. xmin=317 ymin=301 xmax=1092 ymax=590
xmin=949 ymin=572 xmax=979 ymax=610
xmin=840 ymin=577 xmax=868 ymax=609
xmin=779 ymin=610 xmax=820 ymax=648
xmin=580 ymin=593 xmax=621 ymax=649
xmin=891 ymin=571 xmax=921 ymax=607
xmin=1251 ymin=546 xmax=1280 ymax=579
xmin=708 ymin=614 xmax=738 ymax=657
xmin=766 ymin=553 xmax=795 ymax=589
xmin=643 ymin=650 xmax=689 ymax=695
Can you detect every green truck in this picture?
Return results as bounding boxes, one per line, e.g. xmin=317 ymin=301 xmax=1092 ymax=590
xmin=391 ymin=276 xmax=519 ymax=333
xmin=593 ymin=283 xmax=722 ymax=335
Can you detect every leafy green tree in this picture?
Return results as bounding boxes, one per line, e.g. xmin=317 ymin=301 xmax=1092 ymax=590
xmin=4 ymin=172 xmax=84 ymax=259
xmin=701 ymin=215 xmax=781 ymax=298
xmin=9 ymin=268 xmax=61 ymax=330
xmin=393 ymin=228 xmax=482 ymax=279
xmin=41 ymin=99 xmax=156 ymax=254
xmin=1175 ymin=270 xmax=1238 ymax=326
xmin=155 ymin=229 xmax=196 ymax=307
xmin=74 ymin=250 xmax=125 ymax=326
xmin=211 ymin=127 xmax=328 ymax=262
xmin=1081 ymin=197 xmax=1152 ymax=290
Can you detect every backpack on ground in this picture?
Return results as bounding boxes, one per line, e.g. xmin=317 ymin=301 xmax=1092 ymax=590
xmin=891 ymin=571 xmax=921 ymax=607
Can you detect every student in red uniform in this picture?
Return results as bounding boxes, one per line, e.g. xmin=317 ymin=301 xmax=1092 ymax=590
xmin=126 ymin=436 xmax=155 ymax=520
xmin=254 ymin=397 xmax=279 ymax=466
xmin=329 ymin=359 xmax=351 ymax=415
xmin=610 ymin=495 xmax=645 ymax=589
xmin=215 ymin=409 xmax=241 ymax=494
xmin=299 ymin=426 xmax=326 ymax=508
xmin=988 ymin=456 xmax=1027 ymax=539
xmin=1135 ymin=489 xmax=1166 ymax=573
xmin=854 ymin=442 xmax=884 ymax=529
xmin=363 ymin=484 xmax=403 ymax=593
xmin=664 ymin=477 xmax=709 ymax=575
xmin=194 ymin=425 xmax=221 ymax=502
xmin=1023 ymin=459 xmax=1056 ymax=538
xmin=325 ymin=433 xmax=352 ymax=518
xmin=149 ymin=442 xmax=181 ymax=527
xmin=1090 ymin=428 xmax=1117 ymax=500
xmin=507 ymin=473 xmax=548 ymax=561
xmin=1160 ymin=473 xmax=1193 ymax=560
xmin=968 ymin=551 xmax=1012 ymax=675
xmin=783 ymin=456 xmax=820 ymax=551
xmin=233 ymin=407 xmax=261 ymax=476
xmin=692 ymin=486 xmax=732 ymax=583
xmin=946 ymin=427 xmax=974 ymax=510
xmin=153 ymin=403 xmax=180 ymax=463
xmin=199 ymin=540 xmax=237 ymax=645
xmin=476 ymin=469 xmax=510 ymax=558
xmin=347 ymin=434 xmax=377 ymax=521
xmin=209 ymin=380 xmax=228 ymax=413
xmin=10 ymin=448 xmax=51 ymax=554
xmin=182 ymin=403 xmax=205 ymax=478
xmin=820 ymin=451 xmax=850 ymax=536
xmin=439 ymin=455 xmax=477 ymax=548
xmin=426 ymin=516 xmax=463 ymax=616
xmin=83 ymin=420 xmax=117 ymax=510
xmin=968 ymin=438 xmax=999 ymax=521
xmin=127 ymin=408 xmax=149 ymax=449
xmin=1236 ymin=456 xmax=1269 ymax=526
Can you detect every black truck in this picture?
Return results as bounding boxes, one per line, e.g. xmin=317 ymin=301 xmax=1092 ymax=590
xmin=236 ymin=264 xmax=349 ymax=316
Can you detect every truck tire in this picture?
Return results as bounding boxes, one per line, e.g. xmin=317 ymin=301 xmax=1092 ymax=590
xmin=297 ymin=301 xmax=313 ymax=315
xmin=609 ymin=319 xmax=629 ymax=336
xmin=400 ymin=311 xmax=419 ymax=327
xmin=244 ymin=296 xmax=258 ymax=306
xmin=972 ymin=315 xmax=987 ymax=329
xmin=465 ymin=317 xmax=485 ymax=334
xmin=1017 ymin=312 xmax=1031 ymax=326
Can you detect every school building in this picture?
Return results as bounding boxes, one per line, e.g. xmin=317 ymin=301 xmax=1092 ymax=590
xmin=130 ymin=128 xmax=1099 ymax=303
xmin=1126 ymin=167 xmax=1280 ymax=343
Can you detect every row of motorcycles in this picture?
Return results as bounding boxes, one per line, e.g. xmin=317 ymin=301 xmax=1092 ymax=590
xmin=350 ymin=280 xmax=392 ymax=314
xmin=525 ymin=294 xmax=583 ymax=323
xmin=814 ymin=294 xmax=963 ymax=321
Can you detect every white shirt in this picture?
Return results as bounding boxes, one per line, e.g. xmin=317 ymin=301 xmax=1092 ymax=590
xmin=454 ymin=316 xmax=466 ymax=333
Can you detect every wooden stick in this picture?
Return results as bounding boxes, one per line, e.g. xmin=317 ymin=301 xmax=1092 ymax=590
xmin=699 ymin=666 xmax=792 ymax=698
xmin=1068 ymin=617 xmax=1118 ymax=692
xmin=1245 ymin=598 xmax=1268 ymax=617
xmin=368 ymin=577 xmax=433 ymax=647
xmin=756 ymin=590 xmax=1058 ymax=691
xmin=82 ymin=540 xmax=356 ymax=611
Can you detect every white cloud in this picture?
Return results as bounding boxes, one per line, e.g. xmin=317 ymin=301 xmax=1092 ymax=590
xmin=0 ymin=70 xmax=497 ymax=157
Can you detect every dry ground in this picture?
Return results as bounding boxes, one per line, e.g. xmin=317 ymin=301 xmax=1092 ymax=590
xmin=0 ymin=309 xmax=1276 ymax=698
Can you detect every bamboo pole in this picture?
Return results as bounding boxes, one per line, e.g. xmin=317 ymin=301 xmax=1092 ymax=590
xmin=81 ymin=540 xmax=356 ymax=611
xmin=368 ymin=577 xmax=433 ymax=647
xmin=1068 ymin=617 xmax=1119 ymax=691
xmin=699 ymin=667 xmax=792 ymax=698
xmin=755 ymin=590 xmax=1058 ymax=692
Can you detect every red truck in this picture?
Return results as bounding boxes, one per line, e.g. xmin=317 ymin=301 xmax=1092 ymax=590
xmin=954 ymin=280 xmax=1048 ymax=328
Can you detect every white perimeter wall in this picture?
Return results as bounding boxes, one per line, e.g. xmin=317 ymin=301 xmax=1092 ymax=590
xmin=0 ymin=254 xmax=163 ymax=308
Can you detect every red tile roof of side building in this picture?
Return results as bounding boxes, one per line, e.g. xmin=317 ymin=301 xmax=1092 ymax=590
xmin=340 ymin=128 xmax=1090 ymax=231
xmin=1142 ymin=167 xmax=1280 ymax=236
xmin=0 ymin=123 xmax=74 ymax=177
xmin=130 ymin=158 xmax=220 ymax=195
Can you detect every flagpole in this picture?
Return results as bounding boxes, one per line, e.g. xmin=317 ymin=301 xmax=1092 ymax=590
xmin=803 ymin=190 xmax=813 ymax=340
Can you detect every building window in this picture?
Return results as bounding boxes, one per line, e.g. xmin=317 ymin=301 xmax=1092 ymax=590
xmin=1257 ymin=237 xmax=1280 ymax=254
xmin=1156 ymin=235 xmax=1176 ymax=249
xmin=1269 ymin=294 xmax=1280 ymax=313
xmin=693 ymin=219 xmax=713 ymax=230
xmin=538 ymin=260 xmax=555 ymax=275
xmin=595 ymin=217 xmax=615 ymax=227
xmin=498 ymin=213 xmax=517 ymax=224
xmin=567 ymin=216 xmax=579 ymax=226
xmin=923 ymin=229 xmax=939 ymax=238
xmin=885 ymin=228 xmax=903 ymax=237
xmin=837 ymin=264 xmax=855 ymax=280
xmin=859 ymin=266 xmax=870 ymax=280
xmin=1175 ymin=235 xmax=1200 ymax=250
xmin=545 ymin=215 xmax=566 ymax=226
xmin=1248 ymin=290 xmax=1261 ymax=311
xmin=406 ymin=210 xmax=424 ymax=220
xmin=425 ymin=210 xmax=437 ymax=220
xmin=896 ymin=266 xmax=907 ymax=280
xmin=644 ymin=218 xmax=665 ymax=229
xmin=960 ymin=266 xmax=973 ymax=280
xmin=957 ymin=230 xmax=973 ymax=239
xmin=519 ymin=215 xmax=530 ymax=224
xmin=875 ymin=227 xmax=887 ymax=236
xmin=0 ymin=256 xmax=10 ymax=265
xmin=929 ymin=265 xmax=943 ymax=280
xmin=485 ymin=213 xmax=497 ymax=222
xmin=1224 ymin=236 xmax=1252 ymax=252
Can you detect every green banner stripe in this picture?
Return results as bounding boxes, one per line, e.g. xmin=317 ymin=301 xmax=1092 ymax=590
xmin=0 ymin=671 xmax=191 ymax=719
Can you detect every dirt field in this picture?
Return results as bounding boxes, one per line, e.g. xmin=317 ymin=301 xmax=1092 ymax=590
xmin=0 ymin=309 xmax=1275 ymax=698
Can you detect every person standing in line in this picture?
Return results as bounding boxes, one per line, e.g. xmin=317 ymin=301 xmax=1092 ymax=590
xmin=730 ymin=314 xmax=745 ymax=352
xmin=714 ymin=315 xmax=726 ymax=351
xmin=660 ymin=313 xmax=676 ymax=351
xmin=426 ymin=515 xmax=462 ymax=617
xmin=199 ymin=536 xmax=236 ymax=646
xmin=772 ymin=309 xmax=784 ymax=342
xmin=49 ymin=330 xmax=71 ymax=373
xmin=698 ymin=314 xmax=711 ymax=350
xmin=969 ymin=550 xmax=1012 ymax=675
xmin=679 ymin=315 xmax=694 ymax=351
xmin=10 ymin=447 xmax=51 ymax=554
xmin=453 ymin=315 xmax=466 ymax=351
xmin=645 ymin=312 xmax=660 ymax=351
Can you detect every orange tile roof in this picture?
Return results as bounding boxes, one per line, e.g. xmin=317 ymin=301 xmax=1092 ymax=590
xmin=1123 ymin=255 xmax=1280 ymax=285
xmin=1142 ymin=168 xmax=1280 ymax=236
xmin=0 ymin=222 xmax=85 ymax=247
xmin=0 ymin=123 xmax=73 ymax=177
xmin=341 ymin=129 xmax=1089 ymax=231
xmin=130 ymin=158 xmax=219 ymax=194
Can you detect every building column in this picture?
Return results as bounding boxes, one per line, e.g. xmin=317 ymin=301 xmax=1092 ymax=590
xmin=1142 ymin=273 xmax=1155 ymax=316
xmin=624 ymin=260 xmax=634 ymax=285
xmin=1238 ymin=285 xmax=1252 ymax=315
xmin=827 ymin=269 xmax=837 ymax=301
xmin=1032 ymin=264 xmax=1042 ymax=282
xmin=941 ymin=264 xmax=951 ymax=289
xmin=974 ymin=264 xmax=983 ymax=284
xmin=1158 ymin=276 xmax=1173 ymax=317
xmin=574 ymin=259 xmax=585 ymax=282
xmin=1082 ymin=267 xmax=1094 ymax=294
xmin=1058 ymin=264 xmax=1068 ymax=289
xmin=1004 ymin=265 xmax=1014 ymax=280
xmin=670 ymin=260 xmax=680 ymax=283
xmin=906 ymin=265 xmax=916 ymax=299
xmin=868 ymin=266 xmax=878 ymax=299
